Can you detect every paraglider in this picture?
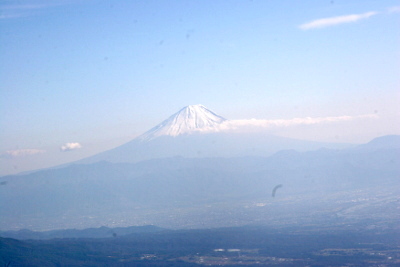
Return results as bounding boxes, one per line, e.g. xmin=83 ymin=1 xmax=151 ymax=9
xmin=272 ymin=184 xmax=283 ymax=197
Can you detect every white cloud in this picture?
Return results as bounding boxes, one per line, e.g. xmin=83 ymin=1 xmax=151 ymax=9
xmin=60 ymin=142 xmax=82 ymax=152
xmin=225 ymin=114 xmax=378 ymax=129
xmin=193 ymin=114 xmax=378 ymax=133
xmin=299 ymin=11 xmax=378 ymax=30
xmin=1 ymin=149 xmax=45 ymax=158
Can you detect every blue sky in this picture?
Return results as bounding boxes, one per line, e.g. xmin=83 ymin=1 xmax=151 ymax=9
xmin=1 ymin=0 xmax=399 ymax=175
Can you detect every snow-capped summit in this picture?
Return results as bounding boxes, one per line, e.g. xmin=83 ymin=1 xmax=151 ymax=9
xmin=139 ymin=105 xmax=227 ymax=141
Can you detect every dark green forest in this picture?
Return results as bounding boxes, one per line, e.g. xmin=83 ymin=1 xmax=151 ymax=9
xmin=1 ymin=225 xmax=399 ymax=266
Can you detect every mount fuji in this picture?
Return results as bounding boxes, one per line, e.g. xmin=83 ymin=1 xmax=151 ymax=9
xmin=138 ymin=104 xmax=227 ymax=141
xmin=74 ymin=104 xmax=349 ymax=165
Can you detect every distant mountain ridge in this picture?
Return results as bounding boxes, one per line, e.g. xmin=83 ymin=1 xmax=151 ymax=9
xmin=75 ymin=132 xmax=351 ymax=165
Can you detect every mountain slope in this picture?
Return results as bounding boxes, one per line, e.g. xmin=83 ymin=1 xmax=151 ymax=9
xmin=352 ymin=135 xmax=400 ymax=151
xmin=75 ymin=132 xmax=350 ymax=165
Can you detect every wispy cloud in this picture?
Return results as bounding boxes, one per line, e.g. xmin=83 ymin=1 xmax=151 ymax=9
xmin=1 ymin=149 xmax=45 ymax=158
xmin=0 ymin=3 xmax=46 ymax=19
xmin=60 ymin=142 xmax=82 ymax=152
xmin=388 ymin=6 xmax=400 ymax=13
xmin=221 ymin=114 xmax=378 ymax=130
xmin=299 ymin=11 xmax=378 ymax=30
xmin=1 ymin=4 xmax=51 ymax=10
xmin=191 ymin=114 xmax=378 ymax=134
xmin=0 ymin=14 xmax=26 ymax=19
xmin=0 ymin=1 xmax=74 ymax=20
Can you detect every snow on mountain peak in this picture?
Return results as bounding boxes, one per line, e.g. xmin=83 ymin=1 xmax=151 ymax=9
xmin=139 ymin=105 xmax=227 ymax=141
